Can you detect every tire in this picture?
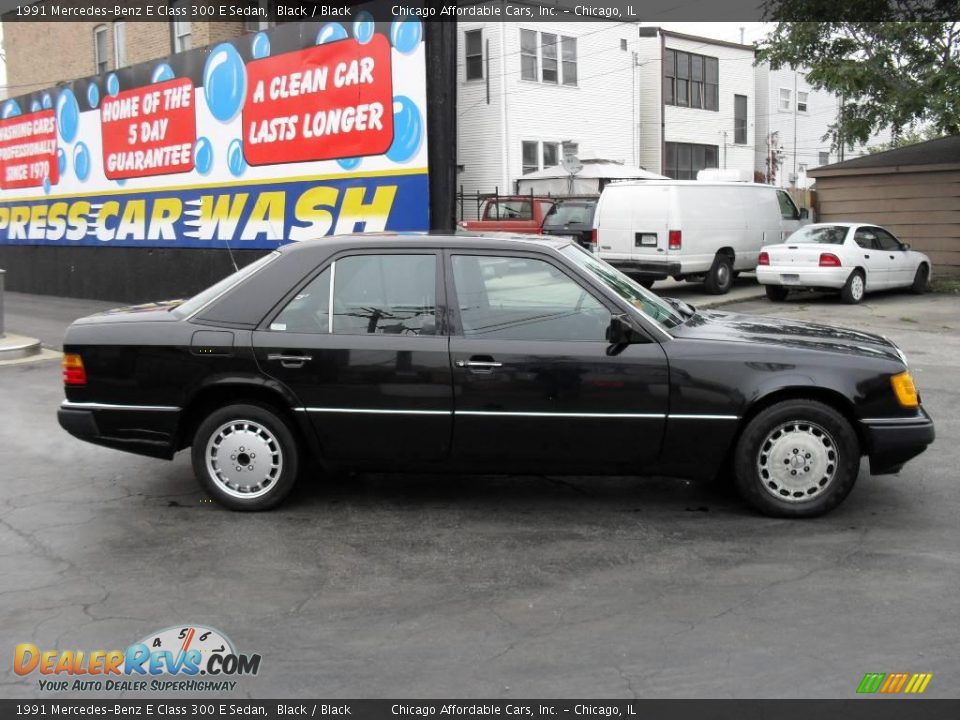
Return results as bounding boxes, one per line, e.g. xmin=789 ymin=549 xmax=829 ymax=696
xmin=910 ymin=264 xmax=929 ymax=294
xmin=191 ymin=403 xmax=300 ymax=511
xmin=704 ymin=253 xmax=734 ymax=295
xmin=638 ymin=278 xmax=655 ymax=290
xmin=840 ymin=270 xmax=865 ymax=304
xmin=765 ymin=285 xmax=789 ymax=302
xmin=733 ymin=399 xmax=860 ymax=518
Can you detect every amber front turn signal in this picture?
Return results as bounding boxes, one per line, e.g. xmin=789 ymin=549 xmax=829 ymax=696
xmin=891 ymin=371 xmax=919 ymax=408
xmin=62 ymin=353 xmax=87 ymax=386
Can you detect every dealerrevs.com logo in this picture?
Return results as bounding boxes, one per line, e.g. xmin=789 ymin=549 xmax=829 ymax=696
xmin=14 ymin=625 xmax=261 ymax=693
xmin=857 ymin=672 xmax=933 ymax=695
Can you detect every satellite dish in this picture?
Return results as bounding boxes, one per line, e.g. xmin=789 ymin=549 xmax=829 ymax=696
xmin=561 ymin=154 xmax=583 ymax=175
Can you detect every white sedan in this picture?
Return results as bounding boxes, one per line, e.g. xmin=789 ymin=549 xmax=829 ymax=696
xmin=757 ymin=223 xmax=932 ymax=304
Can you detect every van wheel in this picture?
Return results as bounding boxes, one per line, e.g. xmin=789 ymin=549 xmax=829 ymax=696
xmin=191 ymin=403 xmax=300 ymax=511
xmin=638 ymin=279 xmax=655 ymax=289
xmin=840 ymin=270 xmax=865 ymax=304
xmin=910 ymin=264 xmax=929 ymax=294
xmin=733 ymin=399 xmax=860 ymax=518
xmin=704 ymin=253 xmax=734 ymax=294
xmin=765 ymin=285 xmax=789 ymax=302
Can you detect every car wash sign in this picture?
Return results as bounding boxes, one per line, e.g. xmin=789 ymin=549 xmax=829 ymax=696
xmin=0 ymin=20 xmax=429 ymax=249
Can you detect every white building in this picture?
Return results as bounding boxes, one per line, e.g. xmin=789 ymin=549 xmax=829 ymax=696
xmin=755 ymin=63 xmax=893 ymax=188
xmin=635 ymin=28 xmax=757 ymax=180
xmin=456 ymin=20 xmax=646 ymax=202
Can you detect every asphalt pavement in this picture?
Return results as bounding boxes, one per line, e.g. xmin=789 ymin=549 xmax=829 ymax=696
xmin=1 ymin=285 xmax=958 ymax=699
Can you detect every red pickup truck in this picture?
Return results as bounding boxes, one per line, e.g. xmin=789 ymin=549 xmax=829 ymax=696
xmin=461 ymin=196 xmax=557 ymax=234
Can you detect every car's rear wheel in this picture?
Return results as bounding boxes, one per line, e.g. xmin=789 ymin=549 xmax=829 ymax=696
xmin=840 ymin=270 xmax=865 ymax=304
xmin=910 ymin=264 xmax=929 ymax=294
xmin=733 ymin=399 xmax=860 ymax=518
xmin=704 ymin=253 xmax=734 ymax=295
xmin=765 ymin=285 xmax=789 ymax=302
xmin=191 ymin=403 xmax=299 ymax=511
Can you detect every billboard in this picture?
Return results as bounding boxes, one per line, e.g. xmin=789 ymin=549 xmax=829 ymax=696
xmin=0 ymin=20 xmax=429 ymax=249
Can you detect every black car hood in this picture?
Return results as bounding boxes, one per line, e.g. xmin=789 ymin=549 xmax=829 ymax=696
xmin=670 ymin=309 xmax=903 ymax=363
xmin=73 ymin=300 xmax=185 ymax=325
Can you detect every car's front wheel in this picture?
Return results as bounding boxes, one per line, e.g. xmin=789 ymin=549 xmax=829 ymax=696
xmin=910 ymin=264 xmax=929 ymax=294
xmin=191 ymin=403 xmax=300 ymax=511
xmin=733 ymin=399 xmax=860 ymax=518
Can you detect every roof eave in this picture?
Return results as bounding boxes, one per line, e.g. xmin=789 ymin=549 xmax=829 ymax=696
xmin=808 ymin=162 xmax=960 ymax=178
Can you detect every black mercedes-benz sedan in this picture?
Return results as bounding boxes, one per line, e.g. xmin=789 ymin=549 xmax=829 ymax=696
xmin=57 ymin=234 xmax=934 ymax=517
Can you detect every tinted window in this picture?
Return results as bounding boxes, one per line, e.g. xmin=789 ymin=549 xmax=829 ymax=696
xmin=271 ymin=267 xmax=331 ymax=333
xmin=544 ymin=201 xmax=596 ymax=227
xmin=452 ymin=255 xmax=609 ymax=341
xmin=854 ymin=228 xmax=879 ymax=249
xmin=787 ymin=225 xmax=848 ymax=245
xmin=176 ymin=252 xmax=278 ymax=317
xmin=333 ymin=255 xmax=437 ymax=336
xmin=873 ymin=228 xmax=902 ymax=251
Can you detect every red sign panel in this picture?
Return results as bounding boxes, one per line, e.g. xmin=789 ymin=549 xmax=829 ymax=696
xmin=100 ymin=77 xmax=197 ymax=180
xmin=243 ymin=36 xmax=394 ymax=166
xmin=0 ymin=109 xmax=59 ymax=190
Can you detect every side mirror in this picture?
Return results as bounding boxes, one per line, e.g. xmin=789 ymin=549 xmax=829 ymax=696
xmin=606 ymin=314 xmax=639 ymax=346
xmin=799 ymin=208 xmax=809 ymax=220
xmin=902 ymin=242 xmax=911 ymax=251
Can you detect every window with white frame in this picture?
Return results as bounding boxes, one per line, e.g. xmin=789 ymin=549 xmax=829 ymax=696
xmin=818 ymin=151 xmax=830 ymax=165
xmin=522 ymin=141 xmax=539 ymax=174
xmin=465 ymin=29 xmax=483 ymax=81
xmin=542 ymin=142 xmax=559 ymax=167
xmin=562 ymin=141 xmax=579 ymax=160
xmin=113 ymin=22 xmax=127 ymax=68
xmin=797 ymin=91 xmax=809 ymax=112
xmin=520 ymin=30 xmax=577 ymax=85
xmin=664 ymin=49 xmax=718 ymax=110
xmin=520 ymin=29 xmax=538 ymax=81
xmin=734 ymin=95 xmax=747 ymax=145
xmin=778 ymin=88 xmax=792 ymax=111
xmin=94 ymin=25 xmax=108 ymax=74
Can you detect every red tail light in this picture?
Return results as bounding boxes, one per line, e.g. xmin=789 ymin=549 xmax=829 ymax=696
xmin=819 ymin=253 xmax=842 ymax=267
xmin=63 ymin=353 xmax=87 ymax=386
xmin=758 ymin=251 xmax=770 ymax=266
xmin=668 ymin=230 xmax=682 ymax=250
xmin=590 ymin=229 xmax=598 ymax=247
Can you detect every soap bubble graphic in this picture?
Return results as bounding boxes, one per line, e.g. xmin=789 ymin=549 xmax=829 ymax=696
xmin=390 ymin=20 xmax=422 ymax=54
xmin=152 ymin=63 xmax=175 ymax=83
xmin=116 ymin=178 xmax=126 ymax=186
xmin=195 ymin=137 xmax=213 ymax=175
xmin=353 ymin=13 xmax=375 ymax=45
xmin=2 ymin=100 xmax=21 ymax=119
xmin=386 ymin=96 xmax=422 ymax=163
xmin=251 ymin=32 xmax=270 ymax=59
xmin=57 ymin=148 xmax=67 ymax=175
xmin=87 ymin=82 xmax=100 ymax=109
xmin=204 ymin=44 xmax=246 ymax=123
xmin=106 ymin=73 xmax=120 ymax=97
xmin=73 ymin=142 xmax=91 ymax=182
xmin=227 ymin=139 xmax=246 ymax=177
xmin=43 ymin=177 xmax=51 ymax=194
xmin=41 ymin=93 xmax=52 ymax=110
xmin=30 ymin=100 xmax=41 ymax=113
xmin=337 ymin=157 xmax=361 ymax=171
xmin=316 ymin=23 xmax=347 ymax=45
xmin=56 ymin=90 xmax=79 ymax=142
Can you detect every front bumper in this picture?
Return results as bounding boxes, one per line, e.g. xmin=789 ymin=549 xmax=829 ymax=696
xmin=58 ymin=401 xmax=179 ymax=460
xmin=757 ymin=265 xmax=850 ymax=289
xmin=861 ymin=407 xmax=935 ymax=475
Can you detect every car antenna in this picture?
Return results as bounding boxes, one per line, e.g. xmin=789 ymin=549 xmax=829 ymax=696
xmin=223 ymin=234 xmax=239 ymax=273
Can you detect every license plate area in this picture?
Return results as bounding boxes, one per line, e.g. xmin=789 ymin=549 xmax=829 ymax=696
xmin=780 ymin=274 xmax=801 ymax=285
xmin=635 ymin=233 xmax=657 ymax=247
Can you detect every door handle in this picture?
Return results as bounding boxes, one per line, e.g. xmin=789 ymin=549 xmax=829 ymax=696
xmin=456 ymin=356 xmax=502 ymax=371
xmin=889 ymin=255 xmax=895 ymax=259
xmin=864 ymin=254 xmax=871 ymax=259
xmin=267 ymin=353 xmax=313 ymax=368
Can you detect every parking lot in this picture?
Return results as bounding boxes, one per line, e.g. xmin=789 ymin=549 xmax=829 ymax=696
xmin=2 ymin=287 xmax=958 ymax=698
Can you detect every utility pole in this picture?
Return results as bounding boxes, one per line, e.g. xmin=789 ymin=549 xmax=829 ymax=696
xmin=425 ymin=22 xmax=457 ymax=232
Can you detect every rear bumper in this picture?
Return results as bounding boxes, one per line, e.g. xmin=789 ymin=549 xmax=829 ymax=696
xmin=861 ymin=408 xmax=935 ymax=475
xmin=58 ymin=401 xmax=179 ymax=460
xmin=757 ymin=265 xmax=850 ymax=289
xmin=605 ymin=259 xmax=683 ymax=280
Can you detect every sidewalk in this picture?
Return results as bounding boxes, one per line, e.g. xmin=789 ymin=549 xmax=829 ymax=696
xmin=3 ymin=276 xmax=767 ymax=352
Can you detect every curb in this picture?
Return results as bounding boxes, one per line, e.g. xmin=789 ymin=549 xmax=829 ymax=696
xmin=0 ymin=332 xmax=42 ymax=361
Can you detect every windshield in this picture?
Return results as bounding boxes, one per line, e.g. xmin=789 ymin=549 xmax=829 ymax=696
xmin=174 ymin=252 xmax=279 ymax=316
xmin=559 ymin=244 xmax=686 ymax=331
xmin=787 ymin=225 xmax=849 ymax=245
xmin=544 ymin=202 xmax=596 ymax=226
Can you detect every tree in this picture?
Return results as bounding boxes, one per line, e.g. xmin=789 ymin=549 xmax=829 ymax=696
xmin=756 ymin=8 xmax=960 ymax=150
xmin=867 ymin=125 xmax=945 ymax=153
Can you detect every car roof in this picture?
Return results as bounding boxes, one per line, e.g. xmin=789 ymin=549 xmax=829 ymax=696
xmin=274 ymin=232 xmax=572 ymax=257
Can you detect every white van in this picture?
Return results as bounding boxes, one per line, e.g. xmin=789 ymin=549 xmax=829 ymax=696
xmin=593 ymin=181 xmax=809 ymax=294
